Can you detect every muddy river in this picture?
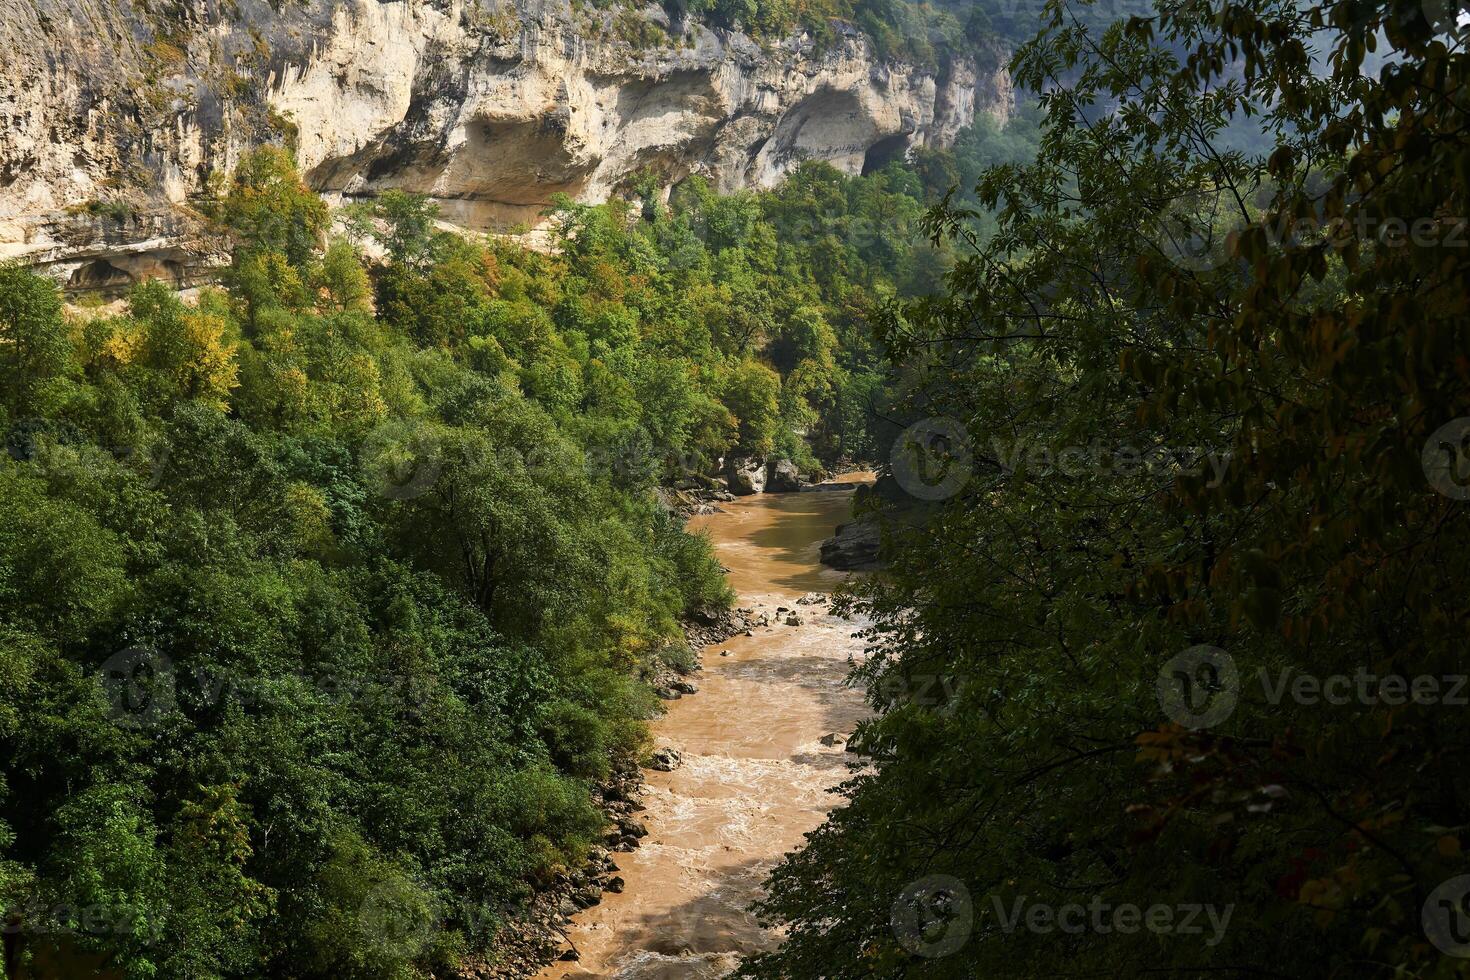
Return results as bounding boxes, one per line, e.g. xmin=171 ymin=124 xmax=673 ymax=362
xmin=537 ymin=476 xmax=872 ymax=978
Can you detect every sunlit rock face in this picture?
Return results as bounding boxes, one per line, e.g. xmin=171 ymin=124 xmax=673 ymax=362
xmin=0 ymin=0 xmax=1010 ymax=287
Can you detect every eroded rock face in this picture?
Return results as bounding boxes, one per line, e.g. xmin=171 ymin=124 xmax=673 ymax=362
xmin=726 ymin=456 xmax=767 ymax=495
xmin=0 ymin=0 xmax=1010 ymax=286
xmin=766 ymin=458 xmax=802 ymax=492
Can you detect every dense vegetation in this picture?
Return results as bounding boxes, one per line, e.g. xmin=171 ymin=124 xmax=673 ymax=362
xmin=747 ymin=0 xmax=1470 ymax=977
xmin=569 ymin=0 xmax=1002 ymax=70
xmin=0 ymin=109 xmax=1044 ymax=977
xmin=691 ymin=0 xmax=988 ymax=67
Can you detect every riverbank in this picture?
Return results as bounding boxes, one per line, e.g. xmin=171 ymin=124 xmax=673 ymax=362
xmin=473 ymin=606 xmax=766 ymax=979
xmin=531 ymin=476 xmax=872 ymax=978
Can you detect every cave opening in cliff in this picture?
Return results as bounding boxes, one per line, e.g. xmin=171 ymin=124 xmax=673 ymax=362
xmin=67 ymin=258 xmax=134 ymax=292
xmin=862 ymin=133 xmax=913 ymax=175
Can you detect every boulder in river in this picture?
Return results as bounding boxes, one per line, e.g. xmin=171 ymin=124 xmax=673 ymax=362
xmin=616 ymin=816 xmax=649 ymax=839
xmin=726 ymin=456 xmax=767 ymax=495
xmin=819 ymin=519 xmax=883 ymax=570
xmin=649 ymin=747 xmax=682 ymax=771
xmin=765 ymin=458 xmax=802 ymax=492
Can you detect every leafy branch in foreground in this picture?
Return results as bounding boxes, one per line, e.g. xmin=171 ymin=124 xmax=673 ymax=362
xmin=747 ymin=0 xmax=1470 ymax=976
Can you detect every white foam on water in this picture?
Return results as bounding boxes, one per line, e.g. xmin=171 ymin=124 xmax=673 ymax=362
xmin=611 ymin=948 xmax=744 ymax=979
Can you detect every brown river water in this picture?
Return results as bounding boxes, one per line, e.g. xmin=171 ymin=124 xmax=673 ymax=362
xmin=537 ymin=475 xmax=873 ymax=979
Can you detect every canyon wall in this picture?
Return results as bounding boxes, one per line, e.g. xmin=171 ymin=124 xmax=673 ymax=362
xmin=0 ymin=0 xmax=1011 ymax=289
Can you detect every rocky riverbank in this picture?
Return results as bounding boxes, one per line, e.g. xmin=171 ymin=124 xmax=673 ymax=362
xmin=472 ymin=601 xmax=763 ymax=976
xmin=470 ymin=769 xmax=646 ymax=978
xmin=655 ymin=456 xmax=831 ymax=518
xmin=476 ymin=470 xmax=867 ymax=977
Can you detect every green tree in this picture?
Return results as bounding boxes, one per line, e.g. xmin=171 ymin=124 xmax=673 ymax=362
xmin=215 ymin=146 xmax=329 ymax=267
xmin=719 ymin=359 xmax=782 ymax=457
xmin=313 ymin=239 xmax=373 ymax=314
xmin=346 ymin=191 xmax=448 ymax=271
xmin=0 ymin=266 xmax=70 ymax=418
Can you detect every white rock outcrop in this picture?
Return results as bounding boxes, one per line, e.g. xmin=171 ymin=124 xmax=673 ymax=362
xmin=0 ymin=0 xmax=1011 ymax=287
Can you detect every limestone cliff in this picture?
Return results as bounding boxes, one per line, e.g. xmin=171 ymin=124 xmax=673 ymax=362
xmin=0 ymin=0 xmax=1011 ymax=290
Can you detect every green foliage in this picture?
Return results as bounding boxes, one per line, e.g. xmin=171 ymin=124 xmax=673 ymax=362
xmin=747 ymin=1 xmax=1470 ymax=978
xmin=678 ymin=0 xmax=975 ymax=67
xmin=0 ymin=264 xmax=72 ymax=419
xmin=316 ymin=239 xmax=374 ymax=314
xmin=213 ymin=146 xmax=329 ymax=267
xmin=345 ymin=191 xmax=449 ymax=272
xmin=0 ymin=104 xmax=995 ymax=975
xmin=720 ymin=359 xmax=783 ymax=456
xmin=0 ymin=466 xmax=127 ymax=644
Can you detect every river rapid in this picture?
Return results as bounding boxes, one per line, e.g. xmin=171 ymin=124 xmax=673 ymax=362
xmin=536 ymin=475 xmax=873 ymax=979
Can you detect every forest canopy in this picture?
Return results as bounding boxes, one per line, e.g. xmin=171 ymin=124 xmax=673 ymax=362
xmin=0 ymin=111 xmax=1036 ymax=978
